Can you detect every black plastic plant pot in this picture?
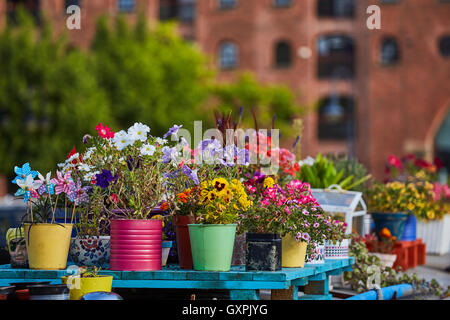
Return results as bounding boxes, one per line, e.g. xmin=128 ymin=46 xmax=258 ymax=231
xmin=28 ymin=284 xmax=70 ymax=300
xmin=245 ymin=233 xmax=282 ymax=271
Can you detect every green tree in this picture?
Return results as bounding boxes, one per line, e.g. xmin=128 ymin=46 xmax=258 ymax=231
xmin=91 ymin=15 xmax=212 ymax=136
xmin=0 ymin=10 xmax=112 ymax=179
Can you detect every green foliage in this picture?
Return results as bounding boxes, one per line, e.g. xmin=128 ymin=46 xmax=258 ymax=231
xmin=297 ymin=154 xmax=371 ymax=190
xmin=0 ymin=9 xmax=112 ymax=177
xmin=344 ymin=238 xmax=450 ymax=298
xmin=329 ymin=154 xmax=372 ymax=192
xmin=91 ymin=15 xmax=212 ymax=137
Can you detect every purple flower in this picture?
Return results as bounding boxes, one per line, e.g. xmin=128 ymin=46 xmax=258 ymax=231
xmin=82 ymin=134 xmax=92 ymax=144
xmin=302 ymin=209 xmax=309 ymax=216
xmin=182 ymin=165 xmax=199 ymax=185
xmin=95 ymin=169 xmax=118 ymax=189
xmin=162 ymin=146 xmax=178 ymax=164
xmin=163 ymin=125 xmax=183 ymax=139
xmin=302 ymin=232 xmax=311 ymax=242
xmin=313 ymin=222 xmax=320 ymax=228
xmin=126 ymin=155 xmax=141 ymax=171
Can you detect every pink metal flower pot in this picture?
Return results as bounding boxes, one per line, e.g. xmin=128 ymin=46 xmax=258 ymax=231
xmin=109 ymin=219 xmax=162 ymax=271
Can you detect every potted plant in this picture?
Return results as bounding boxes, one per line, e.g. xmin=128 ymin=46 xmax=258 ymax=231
xmin=11 ymin=163 xmax=84 ymax=270
xmin=367 ymin=181 xmax=434 ymax=239
xmin=240 ymin=175 xmax=284 ymax=271
xmin=364 ymin=228 xmax=398 ymax=268
xmin=276 ymin=180 xmax=343 ymax=267
xmin=62 ymin=266 xmax=113 ymax=300
xmin=78 ymin=122 xmax=170 ymax=271
xmin=188 ymin=176 xmax=252 ymax=271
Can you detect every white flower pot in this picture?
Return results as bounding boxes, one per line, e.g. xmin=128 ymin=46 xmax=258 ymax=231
xmin=370 ymin=252 xmax=397 ymax=268
xmin=325 ymin=239 xmax=349 ymax=260
xmin=305 ymin=243 xmax=325 ymax=264
xmin=416 ymin=214 xmax=450 ymax=255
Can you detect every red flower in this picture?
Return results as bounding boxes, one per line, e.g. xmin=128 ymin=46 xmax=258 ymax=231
xmin=434 ymin=157 xmax=444 ymax=170
xmin=387 ymin=155 xmax=402 ymax=169
xmin=95 ymin=123 xmax=115 ymax=139
xmin=111 ymin=193 xmax=119 ymax=203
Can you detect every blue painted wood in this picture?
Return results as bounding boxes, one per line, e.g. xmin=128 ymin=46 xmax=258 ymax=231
xmin=0 ymin=258 xmax=355 ymax=300
xmin=110 ymin=280 xmax=288 ymax=290
xmin=229 ymin=289 xmax=260 ymax=300
xmin=298 ymin=294 xmax=332 ymax=300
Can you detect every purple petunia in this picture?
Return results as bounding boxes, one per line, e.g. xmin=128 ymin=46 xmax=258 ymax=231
xmin=163 ymin=125 xmax=183 ymax=139
xmin=95 ymin=169 xmax=118 ymax=189
xmin=182 ymin=165 xmax=199 ymax=185
xmin=126 ymin=155 xmax=141 ymax=171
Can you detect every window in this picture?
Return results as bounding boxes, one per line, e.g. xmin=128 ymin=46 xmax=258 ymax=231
xmin=275 ymin=41 xmax=292 ymax=68
xmin=65 ymin=0 xmax=80 ymax=9
xmin=274 ymin=0 xmax=291 ymax=7
xmin=7 ymin=0 xmax=41 ymax=25
xmin=317 ymin=35 xmax=355 ymax=79
xmin=438 ymin=36 xmax=450 ymax=58
xmin=435 ymin=111 xmax=450 ymax=172
xmin=219 ymin=42 xmax=238 ymax=70
xmin=118 ymin=0 xmax=135 ymax=12
xmin=219 ymin=0 xmax=236 ymax=10
xmin=381 ymin=37 xmax=400 ymax=65
xmin=318 ymin=95 xmax=355 ymax=140
xmin=317 ymin=0 xmax=354 ymax=18
xmin=178 ymin=0 xmax=195 ymax=22
xmin=159 ymin=0 xmax=177 ymax=20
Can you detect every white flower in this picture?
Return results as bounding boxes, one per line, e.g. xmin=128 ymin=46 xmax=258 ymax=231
xmin=83 ymin=170 xmax=100 ymax=182
xmin=78 ymin=163 xmax=93 ymax=172
xmin=128 ymin=122 xmax=150 ymax=142
xmin=83 ymin=147 xmax=96 ymax=161
xmin=155 ymin=137 xmax=167 ymax=146
xmin=299 ymin=156 xmax=315 ymax=167
xmin=113 ymin=130 xmax=133 ymax=151
xmin=140 ymin=144 xmax=156 ymax=156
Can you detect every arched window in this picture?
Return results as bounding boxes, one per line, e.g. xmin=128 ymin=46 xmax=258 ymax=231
xmin=318 ymin=95 xmax=355 ymax=140
xmin=317 ymin=0 xmax=355 ymax=18
xmin=219 ymin=42 xmax=238 ymax=69
xmin=438 ymin=36 xmax=450 ymax=58
xmin=317 ymin=35 xmax=355 ymax=79
xmin=381 ymin=37 xmax=400 ymax=65
xmin=7 ymin=0 xmax=41 ymax=25
xmin=275 ymin=41 xmax=292 ymax=68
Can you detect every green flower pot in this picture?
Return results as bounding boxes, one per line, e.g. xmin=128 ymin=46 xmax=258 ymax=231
xmin=188 ymin=224 xmax=237 ymax=271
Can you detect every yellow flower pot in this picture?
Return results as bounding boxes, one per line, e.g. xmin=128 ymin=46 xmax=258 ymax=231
xmin=61 ymin=275 xmax=113 ymax=300
xmin=281 ymin=235 xmax=307 ymax=268
xmin=24 ymin=223 xmax=72 ymax=270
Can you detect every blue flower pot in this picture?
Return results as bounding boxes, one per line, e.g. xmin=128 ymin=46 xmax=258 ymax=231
xmin=371 ymin=212 xmax=409 ymax=239
xmin=400 ymin=215 xmax=417 ymax=241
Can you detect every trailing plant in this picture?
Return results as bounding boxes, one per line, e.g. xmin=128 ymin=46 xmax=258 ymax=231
xmin=344 ymin=236 xmax=450 ymax=298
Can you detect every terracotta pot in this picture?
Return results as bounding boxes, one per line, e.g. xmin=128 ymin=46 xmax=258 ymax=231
xmin=109 ymin=219 xmax=162 ymax=271
xmin=172 ymin=215 xmax=194 ymax=269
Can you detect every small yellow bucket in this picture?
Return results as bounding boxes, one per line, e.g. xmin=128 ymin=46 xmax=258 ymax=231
xmin=61 ymin=275 xmax=113 ymax=300
xmin=24 ymin=223 xmax=72 ymax=270
xmin=281 ymin=235 xmax=308 ymax=268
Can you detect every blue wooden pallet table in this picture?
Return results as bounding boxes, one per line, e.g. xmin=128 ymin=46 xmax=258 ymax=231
xmin=0 ymin=257 xmax=354 ymax=300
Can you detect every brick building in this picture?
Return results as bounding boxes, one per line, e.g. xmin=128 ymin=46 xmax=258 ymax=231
xmin=1 ymin=0 xmax=449 ymax=179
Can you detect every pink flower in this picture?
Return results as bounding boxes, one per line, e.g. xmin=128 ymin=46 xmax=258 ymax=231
xmin=284 ymin=206 xmax=291 ymax=215
xmin=387 ymin=155 xmax=402 ymax=169
xmin=95 ymin=123 xmax=115 ymax=139
xmin=111 ymin=193 xmax=119 ymax=203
